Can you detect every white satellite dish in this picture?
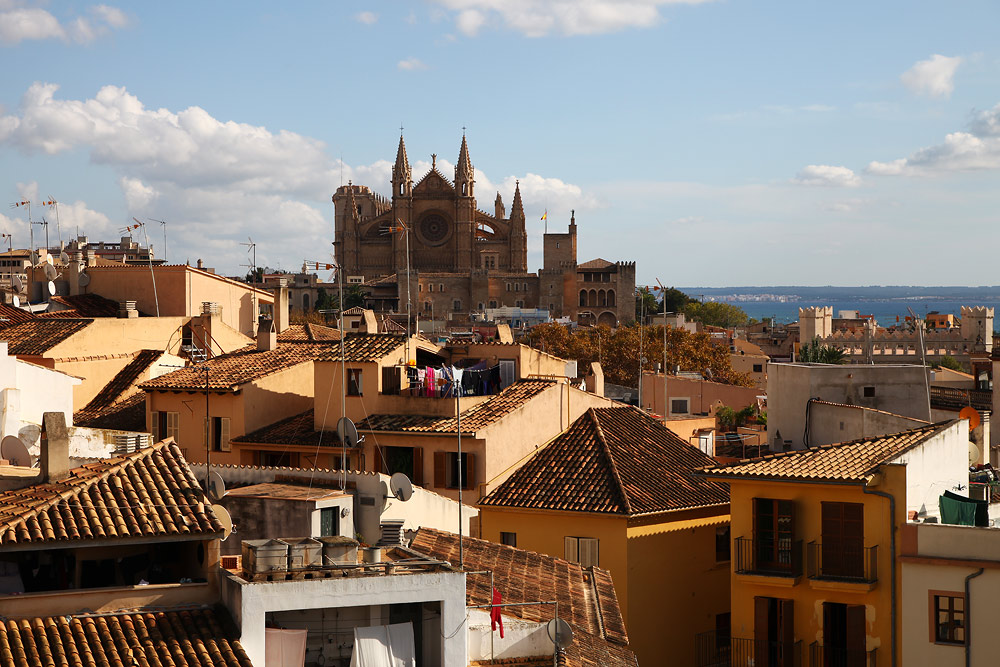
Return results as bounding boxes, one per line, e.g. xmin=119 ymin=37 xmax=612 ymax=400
xmin=337 ymin=417 xmax=360 ymax=448
xmin=59 ymin=251 xmax=69 ymax=264
xmin=11 ymin=296 xmax=19 ymax=308
xmin=47 ymin=281 xmax=56 ymax=296
xmin=17 ymin=424 xmax=40 ymax=446
xmin=1 ymin=436 xmax=31 ymax=468
xmin=45 ymin=253 xmax=53 ymax=266
xmin=969 ymin=442 xmax=982 ymax=466
xmin=208 ymin=471 xmax=226 ymax=501
xmin=389 ymin=472 xmax=413 ymax=501
xmin=11 ymin=276 xmax=22 ymax=292
xmin=546 ymin=618 xmax=574 ymax=650
xmin=78 ymin=271 xmax=91 ymax=287
xmin=43 ymin=263 xmax=57 ymax=281
xmin=212 ymin=504 xmax=234 ymax=540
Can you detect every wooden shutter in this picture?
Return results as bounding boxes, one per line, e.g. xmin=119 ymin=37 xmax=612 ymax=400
xmin=564 ymin=537 xmax=579 ymax=563
xmin=463 ymin=452 xmax=476 ymax=490
xmin=753 ymin=597 xmax=770 ymax=666
xmin=411 ymin=447 xmax=423 ymax=485
xmin=846 ymin=605 xmax=866 ymax=666
xmin=167 ymin=412 xmax=179 ymax=440
xmin=580 ymin=538 xmax=599 ymax=567
xmin=151 ymin=411 xmax=160 ymax=441
xmin=219 ymin=417 xmax=231 ymax=452
xmin=433 ymin=451 xmax=446 ymax=488
xmin=375 ymin=447 xmax=387 ymax=475
xmin=779 ymin=598 xmax=795 ymax=666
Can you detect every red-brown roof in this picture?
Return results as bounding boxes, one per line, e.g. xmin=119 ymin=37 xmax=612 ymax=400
xmin=0 ymin=441 xmax=223 ymax=546
xmin=480 ymin=407 xmax=730 ymax=515
xmin=0 ymin=303 xmax=34 ymax=327
xmin=0 ymin=318 xmax=92 ymax=355
xmin=39 ymin=293 xmax=126 ymax=318
xmin=79 ymin=349 xmax=163 ymax=413
xmin=315 ymin=332 xmax=406 ymax=362
xmin=231 ymin=408 xmax=344 ymax=447
xmin=357 ymin=380 xmax=556 ymax=434
xmin=411 ymin=528 xmax=636 ymax=667
xmin=0 ymin=606 xmax=253 ymax=667
xmin=73 ymin=392 xmax=146 ymax=431
xmin=577 ymin=258 xmax=615 ymax=270
xmin=277 ymin=322 xmax=341 ymax=342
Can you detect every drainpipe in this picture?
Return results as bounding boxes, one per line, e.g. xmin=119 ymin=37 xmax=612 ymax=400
xmin=965 ymin=568 xmax=984 ymax=667
xmin=862 ymin=484 xmax=897 ymax=667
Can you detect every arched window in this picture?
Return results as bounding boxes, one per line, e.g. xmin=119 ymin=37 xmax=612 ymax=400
xmin=303 ymin=293 xmax=310 ymax=310
xmin=429 ymin=284 xmax=434 ymax=292
xmin=506 ymin=283 xmax=511 ymax=292
xmin=515 ymin=283 xmax=520 ymax=292
xmin=588 ymin=289 xmax=597 ymax=307
xmin=598 ymin=290 xmax=607 ymax=307
xmin=418 ymin=284 xmax=422 ymax=292
xmin=424 ymin=301 xmax=432 ymax=311
xmin=523 ymin=283 xmax=528 ymax=292
xmin=489 ymin=300 xmax=498 ymax=308
xmin=608 ymin=289 xmax=616 ymax=307
xmin=439 ymin=283 xmax=444 ymax=292
xmin=579 ymin=290 xmax=587 ymax=307
xmin=399 ymin=183 xmax=405 ymax=195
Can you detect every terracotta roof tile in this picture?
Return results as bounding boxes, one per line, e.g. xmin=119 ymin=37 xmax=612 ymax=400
xmin=700 ymin=421 xmax=954 ymax=483
xmin=480 ymin=407 xmax=729 ymax=515
xmin=358 ymin=380 xmax=556 ymax=434
xmin=0 ymin=318 xmax=92 ymax=355
xmin=0 ymin=606 xmax=253 ymax=667
xmin=0 ymin=303 xmax=34 ymax=327
xmin=231 ymin=408 xmax=344 ymax=447
xmin=80 ymin=349 xmax=163 ymax=412
xmin=411 ymin=528 xmax=636 ymax=667
xmin=577 ymin=258 xmax=615 ymax=270
xmin=315 ymin=332 xmax=406 ymax=362
xmin=139 ymin=342 xmax=331 ymax=393
xmin=39 ymin=293 xmax=127 ymax=318
xmin=73 ymin=392 xmax=147 ymax=431
xmin=0 ymin=441 xmax=223 ymax=545
xmin=277 ymin=322 xmax=342 ymax=342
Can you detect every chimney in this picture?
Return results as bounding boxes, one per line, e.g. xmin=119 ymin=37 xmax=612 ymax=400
xmin=39 ymin=412 xmax=70 ymax=483
xmin=274 ymin=280 xmax=289 ymax=334
xmin=118 ymin=300 xmax=138 ymax=318
xmin=67 ymin=251 xmax=83 ymax=296
xmin=257 ymin=316 xmax=277 ymax=351
xmin=197 ymin=258 xmax=204 ymax=270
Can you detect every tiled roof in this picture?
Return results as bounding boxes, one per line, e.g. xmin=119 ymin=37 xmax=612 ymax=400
xmin=358 ymin=380 xmax=556 ymax=434
xmin=139 ymin=342 xmax=330 ymax=393
xmin=364 ymin=273 xmax=397 ymax=287
xmin=74 ymin=392 xmax=146 ymax=431
xmin=379 ymin=315 xmax=407 ymax=334
xmin=0 ymin=318 xmax=92 ymax=355
xmin=929 ymin=386 xmax=991 ymax=412
xmin=343 ymin=306 xmax=366 ymax=315
xmin=0 ymin=303 xmax=34 ymax=327
xmin=480 ymin=407 xmax=729 ymax=515
xmin=40 ymin=293 xmax=125 ymax=318
xmin=315 ymin=332 xmax=407 ymax=362
xmin=80 ymin=349 xmax=163 ymax=412
xmin=0 ymin=441 xmax=223 ymax=545
xmin=231 ymin=408 xmax=344 ymax=447
xmin=411 ymin=528 xmax=635 ymax=667
xmin=0 ymin=606 xmax=253 ymax=667
xmin=577 ymin=258 xmax=615 ymax=270
xmin=700 ymin=421 xmax=954 ymax=483
xmin=277 ymin=322 xmax=341 ymax=342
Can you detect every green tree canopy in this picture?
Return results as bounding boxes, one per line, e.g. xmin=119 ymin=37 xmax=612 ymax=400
xmin=797 ymin=337 xmax=848 ymax=364
xmin=658 ymin=286 xmax=696 ymax=313
xmin=682 ymin=301 xmax=753 ymax=328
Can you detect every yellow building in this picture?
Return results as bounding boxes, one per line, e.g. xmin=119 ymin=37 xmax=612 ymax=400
xmin=698 ymin=420 xmax=969 ymax=667
xmin=478 ymin=406 xmax=731 ymax=666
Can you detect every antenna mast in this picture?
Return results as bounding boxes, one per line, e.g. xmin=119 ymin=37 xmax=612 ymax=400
xmin=126 ymin=219 xmax=160 ymax=316
xmin=241 ymin=238 xmax=257 ymax=333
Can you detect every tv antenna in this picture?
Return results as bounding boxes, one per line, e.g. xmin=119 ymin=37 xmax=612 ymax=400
xmin=1 ymin=233 xmax=11 ymax=252
xmin=240 ymin=237 xmax=258 ymax=330
xmin=125 ymin=218 xmax=161 ymax=316
xmin=149 ymin=218 xmax=167 ymax=262
xmin=907 ymin=306 xmax=932 ymax=420
xmin=40 ymin=197 xmax=60 ymax=244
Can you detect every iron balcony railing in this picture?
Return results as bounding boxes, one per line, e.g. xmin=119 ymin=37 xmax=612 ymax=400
xmin=809 ymin=642 xmax=877 ymax=667
xmin=734 ymin=536 xmax=803 ymax=578
xmin=696 ymin=631 xmax=802 ymax=667
xmin=807 ymin=542 xmax=878 ymax=583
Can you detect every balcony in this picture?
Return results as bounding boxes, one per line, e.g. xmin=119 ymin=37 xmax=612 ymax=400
xmin=807 ymin=542 xmax=877 ymax=584
xmin=734 ymin=536 xmax=803 ymax=578
xmin=809 ymin=642 xmax=877 ymax=667
xmin=696 ymin=631 xmax=802 ymax=667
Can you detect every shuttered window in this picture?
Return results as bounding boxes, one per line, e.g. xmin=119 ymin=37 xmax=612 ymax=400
xmin=564 ymin=536 xmax=599 ymax=567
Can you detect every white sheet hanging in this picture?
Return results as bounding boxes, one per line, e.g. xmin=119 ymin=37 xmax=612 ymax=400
xmin=350 ymin=622 xmax=416 ymax=667
xmin=264 ymin=628 xmax=308 ymax=667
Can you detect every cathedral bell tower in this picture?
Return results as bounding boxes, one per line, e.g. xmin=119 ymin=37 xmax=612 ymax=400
xmin=510 ymin=180 xmax=527 ymax=273
xmin=392 ymin=134 xmax=413 ymax=274
xmin=454 ymin=133 xmax=476 ymax=271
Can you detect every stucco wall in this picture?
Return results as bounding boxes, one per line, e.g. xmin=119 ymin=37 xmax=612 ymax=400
xmin=0 ymin=342 xmax=79 ymax=435
xmin=808 ymin=402 xmax=929 ymax=448
xmin=894 ymin=421 xmax=969 ymax=519
xmin=641 ymin=372 xmax=762 ymax=417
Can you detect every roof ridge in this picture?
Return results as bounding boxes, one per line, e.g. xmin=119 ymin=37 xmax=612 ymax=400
xmin=589 ymin=408 xmax=632 ymax=514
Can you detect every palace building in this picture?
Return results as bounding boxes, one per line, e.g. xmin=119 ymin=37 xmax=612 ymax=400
xmin=333 ymin=134 xmax=635 ymax=328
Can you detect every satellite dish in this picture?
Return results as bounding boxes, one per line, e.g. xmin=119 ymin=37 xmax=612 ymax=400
xmin=208 ymin=471 xmax=226 ymax=501
xmin=59 ymin=251 xmax=69 ymax=264
xmin=47 ymin=281 xmax=56 ymax=296
xmin=17 ymin=424 xmax=40 ymax=446
xmin=969 ymin=442 xmax=982 ymax=466
xmin=43 ymin=263 xmax=57 ymax=280
xmin=390 ymin=472 xmax=413 ymax=501
xmin=337 ymin=417 xmax=359 ymax=448
xmin=78 ymin=271 xmax=91 ymax=287
xmin=11 ymin=296 xmax=19 ymax=308
xmin=11 ymin=276 xmax=22 ymax=292
xmin=1 ymin=436 xmax=31 ymax=467
xmin=959 ymin=406 xmax=981 ymax=431
xmin=212 ymin=504 xmax=234 ymax=540
xmin=546 ymin=618 xmax=574 ymax=650
xmin=45 ymin=253 xmax=53 ymax=266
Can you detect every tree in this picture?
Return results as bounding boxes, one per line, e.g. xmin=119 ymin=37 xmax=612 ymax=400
xmin=682 ymin=301 xmax=752 ymax=328
xmin=634 ymin=287 xmax=658 ymax=322
xmin=659 ymin=286 xmax=696 ymax=313
xmin=797 ymin=337 xmax=847 ymax=364
xmin=244 ymin=266 xmax=264 ymax=284
xmin=937 ymin=355 xmax=963 ymax=371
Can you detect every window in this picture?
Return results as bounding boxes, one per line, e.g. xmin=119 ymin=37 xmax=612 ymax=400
xmin=932 ymin=593 xmax=965 ymax=645
xmin=320 ymin=507 xmax=340 ymax=537
xmin=377 ymin=446 xmax=423 ymax=485
xmin=753 ymin=364 xmax=764 ymax=373
xmin=489 ymin=300 xmax=497 ymax=309
xmin=506 ymin=283 xmax=511 ymax=292
xmin=429 ymin=284 xmax=434 ymax=292
xmin=863 ymin=386 xmax=875 ymax=398
xmin=716 ymin=525 xmax=731 ymax=562
xmin=565 ymin=537 xmax=599 ymax=567
xmin=205 ymin=416 xmax=231 ymax=452
xmin=424 ymin=301 xmax=431 ymax=311
xmin=439 ymin=283 xmax=444 ymax=292
xmin=347 ymin=368 xmax=363 ymax=396
xmin=453 ymin=300 xmax=462 ymax=311
xmin=500 ymin=532 xmax=517 ymax=547
xmin=670 ymin=398 xmax=689 ymax=414
xmin=556 ymin=242 xmax=560 ymax=248
xmin=514 ymin=283 xmax=520 ymax=292
xmin=257 ymin=450 xmax=299 ymax=467
xmin=150 ymin=411 xmax=179 ymax=442
xmin=515 ymin=300 xmax=524 ymax=308
xmin=754 ymin=498 xmax=795 ymax=572
xmin=418 ymin=284 xmax=422 ymax=292
xmin=433 ymin=451 xmax=476 ymax=490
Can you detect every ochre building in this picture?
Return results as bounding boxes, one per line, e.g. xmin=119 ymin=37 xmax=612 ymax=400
xmin=333 ymin=134 xmax=635 ymax=327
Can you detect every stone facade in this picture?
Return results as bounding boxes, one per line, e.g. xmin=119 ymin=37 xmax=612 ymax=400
xmin=333 ymin=135 xmax=635 ymax=327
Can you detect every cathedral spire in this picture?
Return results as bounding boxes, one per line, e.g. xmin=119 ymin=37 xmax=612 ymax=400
xmin=511 ymin=180 xmax=524 ymax=220
xmin=347 ymin=180 xmax=359 ymax=222
xmin=392 ymin=134 xmax=412 ymax=198
xmin=455 ymin=132 xmax=474 ymax=197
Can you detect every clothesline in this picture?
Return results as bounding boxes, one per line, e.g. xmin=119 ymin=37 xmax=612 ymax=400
xmin=406 ymin=362 xmax=502 ymax=398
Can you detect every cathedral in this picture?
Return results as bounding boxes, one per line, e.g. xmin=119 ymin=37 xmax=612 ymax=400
xmin=333 ymin=134 xmax=634 ymax=328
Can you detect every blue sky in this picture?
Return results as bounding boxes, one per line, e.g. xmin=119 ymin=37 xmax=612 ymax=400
xmin=1 ymin=1 xmax=999 ymax=286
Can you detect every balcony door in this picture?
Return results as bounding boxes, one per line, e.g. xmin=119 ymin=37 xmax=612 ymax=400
xmin=823 ymin=602 xmax=866 ymax=667
xmin=821 ymin=502 xmax=864 ymax=578
xmin=754 ymin=597 xmax=794 ymax=667
xmin=754 ymin=498 xmax=795 ymax=572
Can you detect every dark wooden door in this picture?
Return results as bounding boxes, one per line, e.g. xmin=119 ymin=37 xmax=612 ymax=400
xmin=755 ymin=498 xmax=795 ymax=572
xmin=754 ymin=597 xmax=795 ymax=667
xmin=821 ymin=502 xmax=864 ymax=578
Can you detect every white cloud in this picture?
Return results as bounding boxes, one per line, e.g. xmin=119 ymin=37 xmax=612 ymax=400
xmin=430 ymin=0 xmax=710 ymax=38
xmin=356 ymin=11 xmax=378 ymax=24
xmin=867 ymin=103 xmax=1000 ymax=175
xmin=397 ymin=57 xmax=427 ymax=71
xmin=0 ymin=3 xmax=129 ymax=46
xmin=120 ymin=176 xmax=158 ymax=210
xmin=901 ymin=54 xmax=962 ymax=99
xmin=792 ymin=165 xmax=861 ymax=188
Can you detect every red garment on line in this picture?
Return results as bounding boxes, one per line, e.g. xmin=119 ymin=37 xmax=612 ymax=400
xmin=490 ymin=587 xmax=504 ymax=638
